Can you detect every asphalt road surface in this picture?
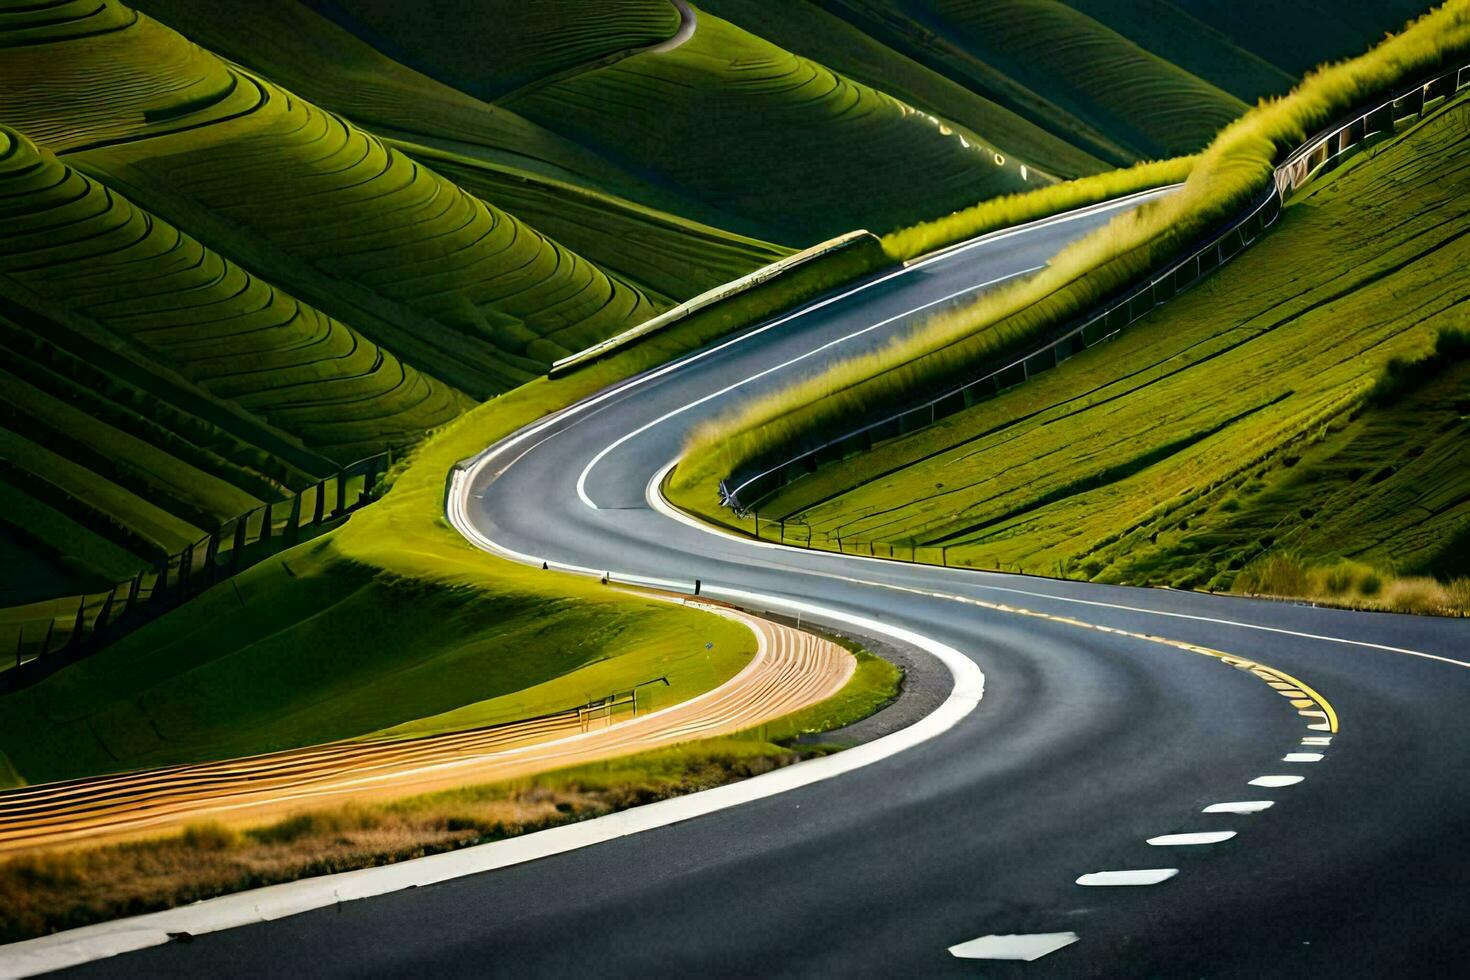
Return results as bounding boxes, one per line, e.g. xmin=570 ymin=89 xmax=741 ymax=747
xmin=74 ymin=191 xmax=1470 ymax=978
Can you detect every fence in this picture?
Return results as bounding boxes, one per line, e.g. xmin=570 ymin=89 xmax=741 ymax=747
xmin=0 ymin=451 xmax=391 ymax=691
xmin=720 ymin=62 xmax=1470 ymax=515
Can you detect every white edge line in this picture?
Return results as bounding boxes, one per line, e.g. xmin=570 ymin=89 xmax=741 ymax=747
xmin=639 ymin=463 xmax=1466 ymax=669
xmin=573 ymin=264 xmax=1043 ymax=509
xmin=2 ymin=493 xmax=984 ymax=980
xmin=570 ymin=185 xmax=1178 ymax=509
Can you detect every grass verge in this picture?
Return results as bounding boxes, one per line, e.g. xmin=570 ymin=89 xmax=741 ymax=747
xmin=665 ymin=92 xmax=1470 ymax=614
xmin=671 ymin=2 xmax=1470 ymax=495
xmin=0 ymin=228 xmax=893 ymax=788
xmin=880 ymin=156 xmax=1194 ymax=262
xmin=0 ymin=634 xmax=901 ymax=944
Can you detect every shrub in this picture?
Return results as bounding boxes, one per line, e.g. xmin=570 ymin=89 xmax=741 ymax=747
xmin=880 ymin=156 xmax=1195 ymax=261
xmin=1237 ymin=552 xmax=1310 ymax=597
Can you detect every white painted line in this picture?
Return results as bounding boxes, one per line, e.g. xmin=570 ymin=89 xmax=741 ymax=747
xmin=949 ymin=932 xmax=1080 ymax=961
xmin=1301 ymin=737 xmax=1332 ymax=746
xmin=1147 ymin=831 xmax=1236 ymax=846
xmin=0 ymin=591 xmax=983 ymax=978
xmin=1306 ymin=722 xmax=1332 ymax=731
xmin=1249 ymin=775 xmax=1304 ymax=788
xmin=1076 ymin=869 xmax=1179 ymax=886
xmin=641 ymin=459 xmax=1463 ymax=672
xmin=574 ymin=265 xmax=1043 ymax=509
xmin=1203 ymin=801 xmax=1274 ymax=814
xmin=1283 ymin=752 xmax=1324 ymax=763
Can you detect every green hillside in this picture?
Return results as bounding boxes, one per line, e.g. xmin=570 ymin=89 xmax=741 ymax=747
xmin=819 ymin=0 xmax=1432 ymax=167
xmin=744 ymin=100 xmax=1470 ymax=603
xmin=503 ymin=8 xmax=1038 ymax=245
xmin=308 ymin=0 xmax=685 ymax=101
xmin=696 ymin=0 xmax=1110 ymax=179
xmin=128 ymin=0 xmax=793 ymax=295
xmin=0 ymin=125 xmax=466 ymax=592
xmin=0 ymin=2 xmax=665 ymax=396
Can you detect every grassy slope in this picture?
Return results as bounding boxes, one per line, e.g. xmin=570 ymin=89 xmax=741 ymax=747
xmin=129 ymin=0 xmax=791 ymax=295
xmin=1059 ymin=0 xmax=1294 ymax=104
xmin=697 ymin=0 xmax=1107 ymax=179
xmin=504 ymin=7 xmax=1039 ymax=246
xmin=0 ymin=536 xmax=754 ymax=785
xmin=0 ymin=130 xmax=469 ymax=462
xmin=0 ymin=246 xmax=892 ymax=786
xmin=889 ymin=0 xmax=1250 ymax=160
xmin=0 ymin=2 xmax=665 ymax=396
xmin=307 ymin=0 xmax=683 ymax=101
xmin=0 ymin=125 xmax=467 ymax=583
xmin=398 ymin=143 xmax=792 ymax=302
xmin=820 ymin=0 xmax=1432 ymax=168
xmin=757 ymin=103 xmax=1470 ymax=591
xmin=1172 ymin=0 xmax=1435 ymax=76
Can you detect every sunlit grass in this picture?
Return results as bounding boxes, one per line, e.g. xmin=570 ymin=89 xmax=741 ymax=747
xmin=672 ymin=1 xmax=1470 ymax=497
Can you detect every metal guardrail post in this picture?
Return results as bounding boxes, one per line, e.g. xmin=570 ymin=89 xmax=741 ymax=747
xmin=284 ymin=493 xmax=303 ymax=546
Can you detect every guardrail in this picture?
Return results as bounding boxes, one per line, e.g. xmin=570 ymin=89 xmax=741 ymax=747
xmin=719 ymin=63 xmax=1470 ymax=514
xmin=1 ymin=451 xmax=392 ymax=691
xmin=549 ymin=230 xmax=884 ymax=378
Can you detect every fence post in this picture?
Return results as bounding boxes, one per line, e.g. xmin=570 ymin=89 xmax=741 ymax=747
xmin=335 ymin=474 xmax=347 ymax=516
xmin=232 ymin=517 xmax=248 ymax=574
xmin=313 ymin=480 xmax=326 ymax=524
xmin=260 ymin=501 xmax=274 ymax=546
xmin=39 ymin=618 xmax=54 ymax=659
xmin=66 ymin=597 xmax=87 ymax=651
xmin=152 ymin=562 xmax=169 ymax=606
xmin=284 ymin=493 xmax=303 ymax=546
xmin=93 ymin=586 xmax=118 ymax=635
xmin=204 ymin=529 xmax=221 ymax=586
xmin=178 ymin=544 xmax=193 ymax=600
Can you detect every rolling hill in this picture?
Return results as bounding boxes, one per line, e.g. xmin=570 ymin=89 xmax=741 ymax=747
xmin=737 ymin=98 xmax=1470 ymax=602
xmin=0 ymin=0 xmax=1450 ymax=782
xmin=816 ymin=0 xmax=1434 ymax=167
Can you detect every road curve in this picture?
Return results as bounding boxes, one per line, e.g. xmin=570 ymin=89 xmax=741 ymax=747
xmin=62 ymin=191 xmax=1470 ymax=977
xmin=0 ymin=602 xmax=850 ymax=855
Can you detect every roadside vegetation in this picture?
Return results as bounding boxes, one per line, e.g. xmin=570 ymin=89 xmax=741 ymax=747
xmin=0 ymin=740 xmax=811 ymax=944
xmin=672 ymin=0 xmax=1470 ymax=501
xmin=674 ymin=85 xmax=1470 ymax=615
xmin=881 ymin=155 xmax=1194 ymax=261
xmin=0 ymin=637 xmax=899 ymax=943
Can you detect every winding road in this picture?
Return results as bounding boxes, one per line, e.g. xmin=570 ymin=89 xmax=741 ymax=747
xmin=39 ymin=189 xmax=1470 ymax=976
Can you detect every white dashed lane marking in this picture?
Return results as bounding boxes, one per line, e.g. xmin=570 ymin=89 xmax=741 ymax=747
xmin=1147 ymin=831 xmax=1236 ymax=846
xmin=1283 ymin=752 xmax=1324 ymax=763
xmin=1249 ymin=775 xmax=1305 ymax=787
xmin=1301 ymin=736 xmax=1332 ymax=746
xmin=1076 ymin=869 xmax=1179 ymax=886
xmin=948 ymin=932 xmax=1080 ymax=961
xmin=1203 ymin=801 xmax=1274 ymax=814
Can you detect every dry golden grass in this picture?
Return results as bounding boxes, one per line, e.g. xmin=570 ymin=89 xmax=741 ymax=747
xmin=0 ymin=741 xmax=807 ymax=944
xmin=1236 ymin=554 xmax=1470 ymax=616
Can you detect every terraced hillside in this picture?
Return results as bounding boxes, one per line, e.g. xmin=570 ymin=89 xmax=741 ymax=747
xmin=0 ymin=1 xmax=665 ymax=397
xmin=126 ymin=0 xmax=792 ymax=299
xmin=503 ymin=9 xmax=1038 ymax=245
xmin=750 ymin=100 xmax=1470 ymax=598
xmin=309 ymin=0 xmax=686 ymax=101
xmin=821 ymin=0 xmax=1434 ymax=167
xmin=0 ymin=126 xmax=468 ymax=595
